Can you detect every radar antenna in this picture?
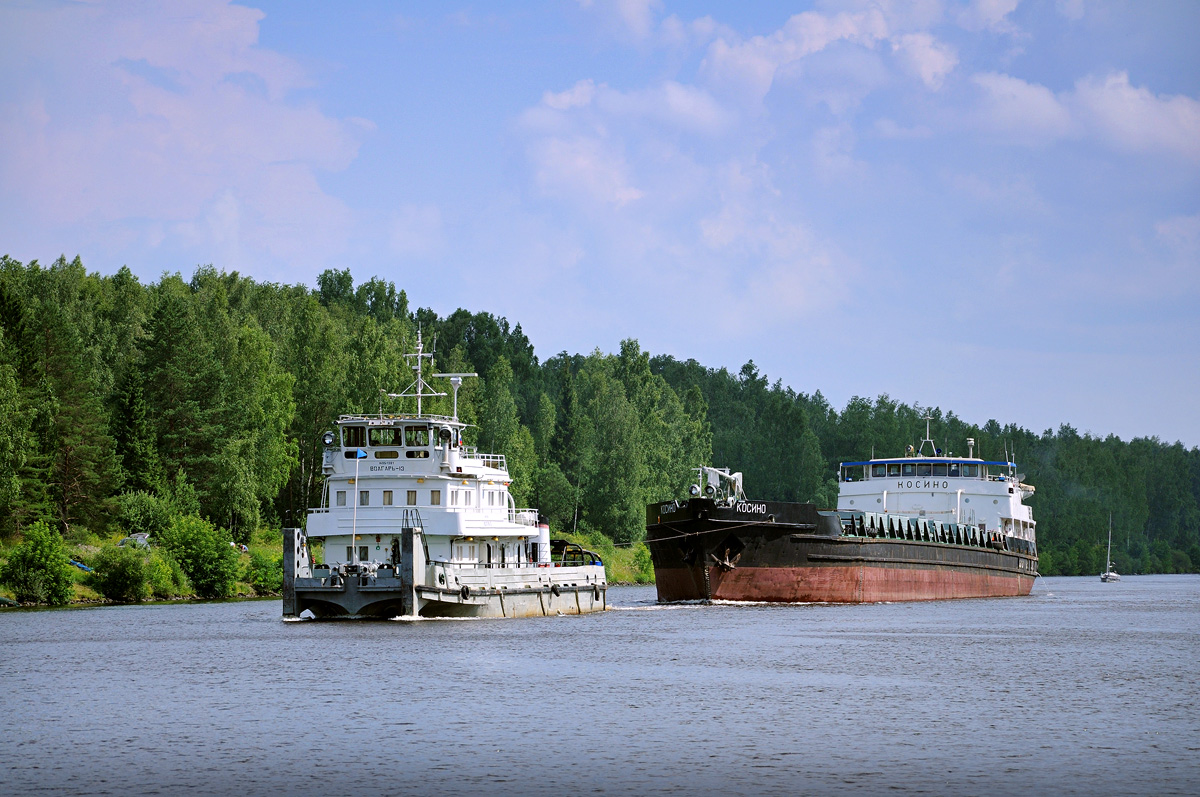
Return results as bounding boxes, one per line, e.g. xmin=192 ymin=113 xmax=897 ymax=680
xmin=432 ymin=372 xmax=477 ymax=421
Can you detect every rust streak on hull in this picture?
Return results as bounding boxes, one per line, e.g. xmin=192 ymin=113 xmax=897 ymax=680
xmin=656 ymin=564 xmax=1033 ymax=603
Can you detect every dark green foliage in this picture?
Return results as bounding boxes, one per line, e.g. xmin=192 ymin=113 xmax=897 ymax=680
xmin=110 ymin=368 xmax=162 ymax=493
xmin=145 ymin=549 xmax=189 ymax=598
xmin=116 ymin=491 xmax=174 ymax=540
xmin=243 ymin=550 xmax=283 ymax=596
xmin=157 ymin=515 xmax=238 ymax=599
xmin=0 ymin=256 xmax=1195 ymax=579
xmin=90 ymin=544 xmax=149 ymax=602
xmin=632 ymin=543 xmax=654 ymax=583
xmin=0 ymin=521 xmax=74 ymax=605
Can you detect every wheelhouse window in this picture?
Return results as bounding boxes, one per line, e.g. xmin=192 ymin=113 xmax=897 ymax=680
xmin=962 ymin=464 xmax=980 ymax=478
xmin=916 ymin=464 xmax=932 ymax=477
xmin=887 ymin=464 xmax=901 ymax=477
xmin=405 ymin=426 xmax=430 ymax=446
xmin=871 ymin=464 xmax=886 ymax=478
xmin=948 ymin=463 xmax=961 ymax=477
xmin=342 ymin=426 xmax=366 ymax=448
xmin=369 ymin=427 xmax=401 ymax=447
xmin=902 ymin=463 xmax=916 ymax=477
xmin=932 ymin=464 xmax=948 ymax=477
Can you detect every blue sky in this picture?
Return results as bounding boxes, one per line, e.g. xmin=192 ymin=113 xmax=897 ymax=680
xmin=2 ymin=0 xmax=1197 ymax=447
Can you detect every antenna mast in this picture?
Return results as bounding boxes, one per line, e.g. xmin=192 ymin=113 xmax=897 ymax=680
xmin=385 ymin=329 xmax=445 ymax=416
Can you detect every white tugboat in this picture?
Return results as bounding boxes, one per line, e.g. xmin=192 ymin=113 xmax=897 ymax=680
xmin=283 ymin=334 xmax=607 ymax=619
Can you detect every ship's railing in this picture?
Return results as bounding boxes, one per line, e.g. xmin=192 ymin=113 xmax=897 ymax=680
xmin=834 ymin=511 xmax=1036 ymax=556
xmin=428 ymin=557 xmax=602 ymax=569
xmin=510 ymin=508 xmax=538 ymax=526
xmin=460 ymin=447 xmax=507 ymax=470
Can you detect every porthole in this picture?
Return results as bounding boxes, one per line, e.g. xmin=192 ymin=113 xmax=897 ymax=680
xmin=849 ymin=500 xmax=855 ymax=506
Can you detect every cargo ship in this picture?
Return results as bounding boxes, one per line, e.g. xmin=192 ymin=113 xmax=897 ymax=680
xmin=646 ymin=423 xmax=1037 ymax=603
xmin=283 ymin=333 xmax=606 ymax=619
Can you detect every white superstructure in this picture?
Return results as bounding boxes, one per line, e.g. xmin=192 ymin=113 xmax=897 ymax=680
xmin=284 ymin=334 xmax=606 ymax=619
xmin=836 ymin=422 xmax=1037 ymax=549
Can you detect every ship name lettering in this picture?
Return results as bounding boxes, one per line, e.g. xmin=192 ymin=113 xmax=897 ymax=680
xmin=736 ymin=502 xmax=768 ymax=514
xmin=899 ymin=480 xmax=948 ymax=489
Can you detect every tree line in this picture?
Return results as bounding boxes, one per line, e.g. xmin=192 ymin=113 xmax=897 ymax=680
xmin=1 ymin=256 xmax=1196 ymax=584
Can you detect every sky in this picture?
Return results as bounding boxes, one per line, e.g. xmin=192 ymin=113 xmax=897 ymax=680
xmin=1 ymin=0 xmax=1198 ymax=448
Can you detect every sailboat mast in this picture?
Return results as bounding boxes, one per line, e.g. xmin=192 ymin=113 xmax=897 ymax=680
xmin=1106 ymin=514 xmax=1113 ymax=571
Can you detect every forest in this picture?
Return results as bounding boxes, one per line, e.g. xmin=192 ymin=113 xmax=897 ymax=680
xmin=0 ymin=255 xmax=1197 ymax=600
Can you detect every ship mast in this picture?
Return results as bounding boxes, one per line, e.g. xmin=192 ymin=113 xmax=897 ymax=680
xmin=384 ymin=329 xmax=445 ymax=417
xmin=917 ymin=415 xmax=937 ymax=457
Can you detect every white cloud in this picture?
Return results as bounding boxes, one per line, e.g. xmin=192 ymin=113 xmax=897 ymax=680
xmin=972 ymin=71 xmax=1072 ymax=143
xmin=945 ymin=172 xmax=1049 ymax=215
xmin=613 ymin=0 xmax=662 ymax=40
xmin=967 ymin=70 xmax=1200 ymax=161
xmin=1156 ymin=213 xmax=1200 ymax=253
xmin=891 ymin=32 xmax=958 ymax=89
xmin=527 ymin=136 xmax=644 ymax=207
xmin=691 ymin=159 xmax=853 ymax=331
xmin=813 ymin=125 xmax=869 ymax=181
xmin=0 ymin=0 xmax=363 ymax=269
xmin=576 ymin=0 xmax=663 ymax=43
xmin=958 ymin=0 xmax=1021 ymax=33
xmin=1071 ymin=72 xmax=1200 ymax=162
xmin=875 ymin=118 xmax=932 ymax=138
xmin=699 ymin=9 xmax=890 ymax=106
xmin=1056 ymin=0 xmax=1085 ymax=21
xmin=543 ymin=79 xmax=596 ymax=110
xmin=597 ymin=81 xmax=730 ymax=134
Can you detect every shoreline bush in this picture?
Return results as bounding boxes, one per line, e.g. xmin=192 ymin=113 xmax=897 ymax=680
xmin=90 ymin=544 xmax=149 ymax=602
xmin=0 ymin=522 xmax=74 ymax=605
xmin=158 ymin=515 xmax=238 ymax=599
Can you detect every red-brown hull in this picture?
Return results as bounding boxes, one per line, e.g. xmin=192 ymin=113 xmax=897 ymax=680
xmin=655 ymin=563 xmax=1034 ymax=603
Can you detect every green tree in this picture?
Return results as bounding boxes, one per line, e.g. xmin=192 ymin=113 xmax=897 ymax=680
xmin=144 ymin=278 xmax=222 ymax=511
xmin=479 ymin=356 xmax=536 ymax=506
xmin=90 ymin=544 xmax=149 ymax=602
xmin=157 ymin=515 xmax=238 ymax=599
xmin=243 ymin=550 xmax=283 ymax=596
xmin=110 ymin=367 xmax=163 ymax=493
xmin=0 ymin=336 xmax=30 ymax=530
xmin=115 ymin=491 xmax=175 ymax=540
xmin=0 ymin=521 xmax=74 ymax=604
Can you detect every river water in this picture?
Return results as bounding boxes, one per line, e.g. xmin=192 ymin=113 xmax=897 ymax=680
xmin=2 ymin=575 xmax=1197 ymax=796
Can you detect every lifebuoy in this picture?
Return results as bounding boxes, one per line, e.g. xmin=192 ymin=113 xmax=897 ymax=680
xmin=460 ymin=585 xmax=470 ymax=600
xmin=550 ymin=583 xmax=561 ymax=597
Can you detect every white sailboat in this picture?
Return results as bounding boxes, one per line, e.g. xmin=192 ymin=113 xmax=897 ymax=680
xmin=1100 ymin=514 xmax=1121 ymax=582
